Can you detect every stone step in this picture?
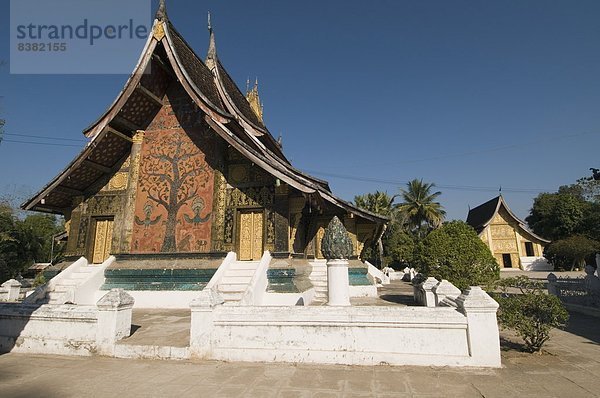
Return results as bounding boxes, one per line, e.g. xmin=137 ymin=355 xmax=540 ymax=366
xmin=76 ymin=267 xmax=96 ymax=273
xmin=223 ymin=269 xmax=256 ymax=277
xmin=220 ymin=292 xmax=243 ymax=302
xmin=230 ymin=262 xmax=260 ymax=270
xmin=220 ymin=276 xmax=252 ymax=285
xmin=218 ymin=284 xmax=247 ymax=293
xmin=52 ymin=285 xmax=72 ymax=293
xmin=113 ymin=344 xmax=190 ymax=360
xmin=71 ymin=272 xmax=91 ymax=279
xmin=46 ymin=291 xmax=66 ymax=302
xmin=55 ymin=280 xmax=78 ymax=287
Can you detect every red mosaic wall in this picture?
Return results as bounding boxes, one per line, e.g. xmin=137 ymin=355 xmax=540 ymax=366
xmin=131 ymin=84 xmax=215 ymax=253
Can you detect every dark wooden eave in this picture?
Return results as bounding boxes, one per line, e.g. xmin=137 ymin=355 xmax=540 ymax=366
xmin=23 ymin=11 xmax=388 ymax=225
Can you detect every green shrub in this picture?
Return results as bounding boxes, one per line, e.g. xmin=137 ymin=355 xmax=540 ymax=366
xmin=32 ymin=272 xmax=46 ymax=288
xmin=494 ymin=276 xmax=569 ymax=353
xmin=415 ymin=221 xmax=499 ymax=290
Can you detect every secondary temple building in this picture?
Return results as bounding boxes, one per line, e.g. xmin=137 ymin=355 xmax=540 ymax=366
xmin=22 ymin=3 xmax=387 ymax=291
xmin=466 ymin=196 xmax=551 ymax=271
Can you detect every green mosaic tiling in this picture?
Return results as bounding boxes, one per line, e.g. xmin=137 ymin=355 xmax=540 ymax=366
xmin=267 ymin=268 xmax=299 ymax=293
xmin=348 ymin=268 xmax=372 ymax=286
xmin=101 ymin=268 xmax=217 ymax=291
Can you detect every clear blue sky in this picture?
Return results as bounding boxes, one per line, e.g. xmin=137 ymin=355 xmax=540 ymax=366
xmin=1 ymin=0 xmax=599 ymax=221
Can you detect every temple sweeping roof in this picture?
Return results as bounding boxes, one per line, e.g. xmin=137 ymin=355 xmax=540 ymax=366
xmin=466 ymin=195 xmax=549 ymax=243
xmin=22 ymin=1 xmax=388 ymax=225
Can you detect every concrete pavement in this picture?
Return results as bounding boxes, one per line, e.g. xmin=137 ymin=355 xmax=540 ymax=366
xmin=0 ymin=311 xmax=598 ymax=397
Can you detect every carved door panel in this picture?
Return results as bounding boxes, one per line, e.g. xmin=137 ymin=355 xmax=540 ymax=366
xmin=239 ymin=211 xmax=264 ymax=261
xmin=92 ymin=219 xmax=114 ymax=264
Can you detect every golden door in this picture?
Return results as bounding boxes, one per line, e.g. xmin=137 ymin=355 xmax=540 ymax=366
xmin=239 ymin=211 xmax=263 ymax=261
xmin=92 ymin=219 xmax=114 ymax=264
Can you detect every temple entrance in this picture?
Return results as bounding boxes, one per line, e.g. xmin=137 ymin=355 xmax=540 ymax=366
xmin=92 ymin=218 xmax=114 ymax=264
xmin=238 ymin=210 xmax=264 ymax=261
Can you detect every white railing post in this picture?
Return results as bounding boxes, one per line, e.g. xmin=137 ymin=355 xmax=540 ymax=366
xmin=456 ymin=287 xmax=501 ymax=367
xmin=190 ymin=289 xmax=224 ymax=358
xmin=547 ymin=273 xmax=559 ymax=296
xmin=416 ymin=277 xmax=439 ymax=307
xmin=433 ymin=280 xmax=461 ymax=306
xmin=0 ymin=279 xmax=21 ymax=301
xmin=96 ymin=289 xmax=135 ymax=355
xmin=205 ymin=252 xmax=237 ymax=290
xmin=241 ymin=251 xmax=271 ymax=306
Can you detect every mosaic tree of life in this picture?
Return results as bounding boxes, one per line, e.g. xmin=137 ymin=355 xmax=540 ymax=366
xmin=138 ymin=130 xmax=210 ymax=252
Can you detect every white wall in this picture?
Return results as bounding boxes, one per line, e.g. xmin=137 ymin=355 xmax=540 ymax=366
xmin=190 ymin=288 xmax=501 ymax=368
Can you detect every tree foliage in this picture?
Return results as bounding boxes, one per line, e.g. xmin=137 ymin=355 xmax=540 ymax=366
xmin=382 ymin=224 xmax=416 ymax=268
xmin=415 ymin=221 xmax=499 ymax=290
xmin=527 ymin=178 xmax=600 ymax=241
xmin=544 ymin=235 xmax=598 ymax=271
xmin=0 ymin=203 xmax=64 ymax=282
xmin=493 ymin=276 xmax=569 ymax=353
xmin=354 ymin=191 xmax=393 ymax=266
xmin=353 ymin=191 xmax=393 ymax=218
xmin=393 ymin=179 xmax=446 ymax=237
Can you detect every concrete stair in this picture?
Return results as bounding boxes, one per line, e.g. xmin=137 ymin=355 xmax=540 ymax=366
xmin=46 ymin=265 xmax=103 ymax=304
xmin=217 ymin=261 xmax=260 ymax=305
xmin=309 ymin=260 xmax=328 ymax=304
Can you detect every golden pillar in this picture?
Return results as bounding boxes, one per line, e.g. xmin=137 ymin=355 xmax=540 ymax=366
xmin=117 ymin=130 xmax=144 ymax=253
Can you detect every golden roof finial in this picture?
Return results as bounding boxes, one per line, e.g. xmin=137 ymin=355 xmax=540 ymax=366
xmin=246 ymin=76 xmax=264 ymax=123
xmin=205 ymin=11 xmax=217 ymax=68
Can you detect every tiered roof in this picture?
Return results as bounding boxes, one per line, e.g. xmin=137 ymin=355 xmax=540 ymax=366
xmin=22 ymin=1 xmax=387 ymax=226
xmin=466 ymin=196 xmax=549 ymax=243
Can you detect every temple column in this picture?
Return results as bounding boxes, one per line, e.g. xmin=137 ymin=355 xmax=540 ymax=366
xmin=273 ymin=183 xmax=289 ymax=254
xmin=288 ymin=197 xmax=306 ymax=255
xmin=65 ymin=195 xmax=85 ymax=257
xmin=116 ymin=130 xmax=144 ymax=253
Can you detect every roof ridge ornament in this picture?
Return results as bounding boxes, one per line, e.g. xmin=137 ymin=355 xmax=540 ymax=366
xmin=156 ymin=0 xmax=168 ymax=21
xmin=246 ymin=77 xmax=264 ymax=123
xmin=206 ymin=11 xmax=217 ymax=63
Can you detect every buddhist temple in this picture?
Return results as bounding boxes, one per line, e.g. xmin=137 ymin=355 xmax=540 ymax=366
xmin=21 ymin=1 xmax=387 ymax=295
xmin=466 ymin=196 xmax=551 ymax=271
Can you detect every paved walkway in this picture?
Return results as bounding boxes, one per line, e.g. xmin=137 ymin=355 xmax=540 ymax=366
xmin=121 ymin=309 xmax=191 ymax=347
xmin=1 ymin=310 xmax=598 ymax=397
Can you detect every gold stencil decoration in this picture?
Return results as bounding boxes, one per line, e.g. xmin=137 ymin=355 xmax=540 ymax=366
xmin=490 ymin=225 xmax=514 ymax=238
xmin=229 ymin=165 xmax=248 ymax=184
xmin=153 ymin=22 xmax=165 ymax=41
xmin=493 ymin=239 xmax=517 ymax=252
xmin=108 ymin=172 xmax=128 ymax=191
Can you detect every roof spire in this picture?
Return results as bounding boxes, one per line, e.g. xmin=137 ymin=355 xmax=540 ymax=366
xmin=246 ymin=77 xmax=264 ymax=123
xmin=205 ymin=11 xmax=217 ymax=68
xmin=156 ymin=0 xmax=168 ymax=21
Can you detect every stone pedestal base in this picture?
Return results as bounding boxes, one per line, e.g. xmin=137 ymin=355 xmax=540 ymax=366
xmin=327 ymin=259 xmax=350 ymax=306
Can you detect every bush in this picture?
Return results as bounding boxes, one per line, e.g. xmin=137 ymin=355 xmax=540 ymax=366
xmin=32 ymin=272 xmax=47 ymax=288
xmin=544 ymin=235 xmax=599 ymax=271
xmin=415 ymin=221 xmax=499 ymax=290
xmin=494 ymin=276 xmax=569 ymax=353
xmin=382 ymin=225 xmax=416 ymax=268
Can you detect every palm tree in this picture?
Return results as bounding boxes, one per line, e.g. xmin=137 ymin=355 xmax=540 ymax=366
xmin=354 ymin=191 xmax=393 ymax=218
xmin=393 ymin=179 xmax=445 ymax=237
xmin=354 ymin=191 xmax=394 ymax=267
